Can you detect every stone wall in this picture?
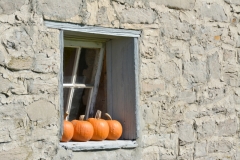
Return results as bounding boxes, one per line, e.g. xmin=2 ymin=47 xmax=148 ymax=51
xmin=0 ymin=0 xmax=239 ymax=159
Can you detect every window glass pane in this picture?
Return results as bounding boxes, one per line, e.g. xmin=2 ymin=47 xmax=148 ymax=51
xmin=76 ymin=48 xmax=99 ymax=84
xmin=68 ymin=88 xmax=91 ymax=121
xmin=63 ymin=47 xmax=77 ymax=83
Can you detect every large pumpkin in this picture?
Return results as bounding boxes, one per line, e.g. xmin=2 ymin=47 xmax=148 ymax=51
xmin=71 ymin=115 xmax=94 ymax=142
xmin=88 ymin=110 xmax=109 ymax=141
xmin=105 ymin=113 xmax=122 ymax=140
xmin=61 ymin=120 xmax=74 ymax=142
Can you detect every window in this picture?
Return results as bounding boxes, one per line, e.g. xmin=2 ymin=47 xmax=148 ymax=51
xmin=63 ymin=40 xmax=105 ymax=121
xmin=45 ymin=21 xmax=140 ymax=149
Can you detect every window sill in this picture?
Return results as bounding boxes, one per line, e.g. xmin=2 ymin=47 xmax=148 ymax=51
xmin=60 ymin=140 xmax=138 ymax=151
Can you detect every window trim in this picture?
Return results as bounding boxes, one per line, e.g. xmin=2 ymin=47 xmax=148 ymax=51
xmin=45 ymin=21 xmax=141 ymax=38
xmin=46 ymin=21 xmax=140 ymax=147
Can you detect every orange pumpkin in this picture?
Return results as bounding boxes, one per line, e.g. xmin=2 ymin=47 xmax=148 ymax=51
xmin=105 ymin=113 xmax=122 ymax=140
xmin=61 ymin=120 xmax=74 ymax=142
xmin=88 ymin=110 xmax=109 ymax=141
xmin=71 ymin=115 xmax=94 ymax=142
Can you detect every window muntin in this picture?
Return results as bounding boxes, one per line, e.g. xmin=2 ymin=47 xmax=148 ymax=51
xmin=63 ymin=40 xmax=104 ymax=121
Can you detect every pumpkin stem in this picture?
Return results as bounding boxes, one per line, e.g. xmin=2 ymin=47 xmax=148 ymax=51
xmin=105 ymin=113 xmax=112 ymax=120
xmin=95 ymin=110 xmax=101 ymax=119
xmin=79 ymin=115 xmax=85 ymax=121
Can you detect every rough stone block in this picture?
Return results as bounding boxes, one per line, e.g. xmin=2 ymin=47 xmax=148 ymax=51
xmin=8 ymin=57 xmax=33 ymax=70
xmin=232 ymin=5 xmax=240 ymax=13
xmin=201 ymin=3 xmax=228 ymax=22
xmin=178 ymin=91 xmax=196 ymax=104
xmin=183 ymin=59 xmax=207 ymax=83
xmin=27 ymin=77 xmax=58 ymax=94
xmin=159 ymin=18 xmax=192 ymax=41
xmin=194 ymin=141 xmax=207 ymax=158
xmin=1 ymin=27 xmax=34 ymax=55
xmin=114 ymin=5 xmax=156 ymax=24
xmin=237 ymin=36 xmax=240 ymax=48
xmin=0 ymin=147 xmax=32 ymax=160
xmin=223 ymin=49 xmax=237 ymax=64
xmin=34 ymin=0 xmax=84 ymax=20
xmin=190 ymin=45 xmax=204 ymax=55
xmin=142 ymin=146 xmax=160 ymax=160
xmin=33 ymin=53 xmax=59 ymax=73
xmin=178 ymin=121 xmax=196 ymax=143
xmin=207 ymin=53 xmax=220 ymax=79
xmin=0 ymin=44 xmax=7 ymax=66
xmin=160 ymin=61 xmax=180 ymax=81
xmin=97 ymin=7 xmax=109 ymax=24
xmin=208 ymin=139 xmax=233 ymax=153
xmin=178 ymin=143 xmax=194 ymax=159
xmin=0 ymin=76 xmax=12 ymax=95
xmin=0 ymin=0 xmax=25 ymax=15
xmin=222 ymin=66 xmax=238 ymax=86
xmin=140 ymin=37 xmax=159 ymax=59
xmin=11 ymin=83 xmax=28 ymax=95
xmin=149 ymin=0 xmax=195 ymax=10
xmin=218 ymin=119 xmax=237 ymax=136
xmin=142 ymin=80 xmax=165 ymax=92
xmin=218 ymin=139 xmax=232 ymax=153
xmin=0 ymin=75 xmax=27 ymax=95
xmin=0 ymin=130 xmax=11 ymax=143
xmin=197 ymin=120 xmax=216 ymax=139
xmin=142 ymin=104 xmax=161 ymax=133
xmin=141 ymin=60 xmax=161 ymax=79
xmin=142 ymin=134 xmax=178 ymax=149
xmin=168 ymin=40 xmax=190 ymax=60
xmin=26 ymin=100 xmax=57 ymax=122
xmin=224 ymin=0 xmax=240 ymax=5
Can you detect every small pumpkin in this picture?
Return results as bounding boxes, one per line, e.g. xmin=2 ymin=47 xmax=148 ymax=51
xmin=105 ymin=113 xmax=123 ymax=140
xmin=61 ymin=120 xmax=74 ymax=142
xmin=71 ymin=115 xmax=94 ymax=142
xmin=88 ymin=110 xmax=109 ymax=141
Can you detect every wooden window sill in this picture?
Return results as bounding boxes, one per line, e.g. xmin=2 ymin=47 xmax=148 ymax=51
xmin=60 ymin=140 xmax=138 ymax=151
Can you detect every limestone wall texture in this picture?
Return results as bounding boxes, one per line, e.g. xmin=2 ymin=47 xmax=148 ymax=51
xmin=0 ymin=0 xmax=239 ymax=159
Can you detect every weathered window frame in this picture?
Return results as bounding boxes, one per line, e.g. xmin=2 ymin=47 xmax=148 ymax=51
xmin=45 ymin=21 xmax=140 ymax=150
xmin=63 ymin=40 xmax=105 ymax=120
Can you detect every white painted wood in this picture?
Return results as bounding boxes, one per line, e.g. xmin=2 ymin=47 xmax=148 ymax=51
xmin=86 ymin=47 xmax=105 ymax=119
xmin=106 ymin=38 xmax=137 ymax=140
xmin=64 ymin=40 xmax=103 ymax=48
xmin=60 ymin=140 xmax=138 ymax=151
xmin=71 ymin=48 xmax=81 ymax=84
xmin=63 ymin=84 xmax=93 ymax=88
xmin=44 ymin=21 xmax=141 ymax=38
xmin=64 ymin=39 xmax=104 ymax=120
xmin=66 ymin=48 xmax=81 ymax=117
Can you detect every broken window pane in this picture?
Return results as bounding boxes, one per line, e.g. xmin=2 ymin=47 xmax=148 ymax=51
xmin=68 ymin=88 xmax=92 ymax=121
xmin=76 ymin=48 xmax=99 ymax=84
xmin=63 ymin=47 xmax=78 ymax=83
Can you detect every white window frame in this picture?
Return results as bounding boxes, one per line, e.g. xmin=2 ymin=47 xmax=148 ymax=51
xmin=45 ymin=21 xmax=141 ymax=151
xmin=63 ymin=40 xmax=105 ymax=120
